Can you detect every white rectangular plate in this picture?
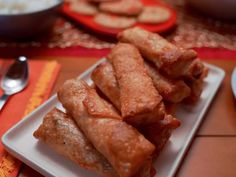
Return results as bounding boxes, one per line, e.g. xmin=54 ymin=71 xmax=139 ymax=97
xmin=2 ymin=59 xmax=225 ymax=177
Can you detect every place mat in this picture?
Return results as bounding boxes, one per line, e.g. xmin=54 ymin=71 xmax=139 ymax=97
xmin=0 ymin=60 xmax=61 ymax=177
xmin=0 ymin=0 xmax=236 ymax=57
xmin=165 ymin=0 xmax=236 ymax=50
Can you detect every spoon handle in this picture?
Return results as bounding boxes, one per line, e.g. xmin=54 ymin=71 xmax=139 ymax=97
xmin=0 ymin=93 xmax=9 ymax=111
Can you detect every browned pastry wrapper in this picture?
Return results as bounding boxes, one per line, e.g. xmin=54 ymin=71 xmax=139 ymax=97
xmin=118 ymin=27 xmax=205 ymax=79
xmin=108 ymin=43 xmax=164 ymax=126
xmin=183 ymin=58 xmax=208 ymax=81
xmin=91 ymin=62 xmax=180 ymax=155
xmin=33 ymin=108 xmax=118 ymax=177
xmin=58 ymin=79 xmax=155 ymax=177
xmin=118 ymin=27 xmax=182 ymax=68
xmin=184 ymin=65 xmax=208 ymax=103
xmin=141 ymin=114 xmax=181 ymax=156
xmin=160 ymin=50 xmax=198 ymax=79
xmin=184 ymin=78 xmax=204 ymax=103
xmin=91 ymin=62 xmax=121 ymax=110
xmin=144 ymin=61 xmax=191 ymax=103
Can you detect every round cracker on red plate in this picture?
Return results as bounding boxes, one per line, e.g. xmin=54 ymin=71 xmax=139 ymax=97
xmin=99 ymin=0 xmax=143 ymax=16
xmin=69 ymin=1 xmax=98 ymax=15
xmin=138 ymin=6 xmax=171 ymax=24
xmin=88 ymin=0 xmax=118 ymax=2
xmin=94 ymin=13 xmax=136 ymax=29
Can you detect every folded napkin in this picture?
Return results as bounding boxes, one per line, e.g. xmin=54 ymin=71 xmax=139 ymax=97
xmin=0 ymin=59 xmax=60 ymax=177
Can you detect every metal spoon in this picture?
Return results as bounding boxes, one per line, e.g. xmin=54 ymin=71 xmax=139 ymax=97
xmin=0 ymin=56 xmax=29 ymax=111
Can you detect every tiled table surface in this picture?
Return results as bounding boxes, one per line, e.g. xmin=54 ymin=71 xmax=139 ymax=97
xmin=19 ymin=57 xmax=236 ymax=177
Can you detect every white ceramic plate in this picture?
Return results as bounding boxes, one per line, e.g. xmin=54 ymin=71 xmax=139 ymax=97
xmin=2 ymin=59 xmax=225 ymax=177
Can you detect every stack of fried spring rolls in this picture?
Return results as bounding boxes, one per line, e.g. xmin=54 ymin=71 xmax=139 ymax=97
xmin=118 ymin=27 xmax=208 ymax=103
xmin=91 ymin=62 xmax=180 ymax=154
xmin=92 ymin=43 xmax=181 ymax=153
xmin=34 ymin=27 xmax=208 ymax=177
xmin=35 ymin=79 xmax=156 ymax=177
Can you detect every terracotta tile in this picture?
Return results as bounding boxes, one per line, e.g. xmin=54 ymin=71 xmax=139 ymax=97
xmin=176 ymin=137 xmax=236 ymax=177
xmin=197 ymin=59 xmax=236 ymax=135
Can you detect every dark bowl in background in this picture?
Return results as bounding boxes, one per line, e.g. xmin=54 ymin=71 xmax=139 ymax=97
xmin=186 ymin=0 xmax=236 ymax=20
xmin=0 ymin=0 xmax=63 ymax=39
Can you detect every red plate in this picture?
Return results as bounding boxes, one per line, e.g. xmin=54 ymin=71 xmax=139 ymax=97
xmin=62 ymin=0 xmax=177 ymax=37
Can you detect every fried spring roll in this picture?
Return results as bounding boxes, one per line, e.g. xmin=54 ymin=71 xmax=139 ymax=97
xmin=184 ymin=78 xmax=204 ymax=103
xmin=160 ymin=50 xmax=198 ymax=79
xmin=108 ymin=43 xmax=164 ymax=126
xmin=184 ymin=66 xmax=208 ymax=103
xmin=118 ymin=27 xmax=201 ymax=79
xmin=183 ymin=59 xmax=208 ymax=81
xmin=58 ymin=79 xmax=155 ymax=177
xmin=118 ymin=27 xmax=182 ymax=68
xmin=33 ymin=108 xmax=118 ymax=177
xmin=144 ymin=61 xmax=191 ymax=103
xmin=141 ymin=114 xmax=181 ymax=155
xmin=91 ymin=62 xmax=180 ymax=155
xmin=91 ymin=62 xmax=121 ymax=110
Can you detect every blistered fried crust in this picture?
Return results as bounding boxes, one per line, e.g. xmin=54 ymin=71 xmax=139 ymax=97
xmin=91 ymin=62 xmax=121 ymax=110
xmin=182 ymin=58 xmax=207 ymax=81
xmin=99 ymin=0 xmax=143 ymax=16
xmin=142 ymin=114 xmax=181 ymax=155
xmin=144 ymin=61 xmax=191 ymax=103
xmin=58 ymin=79 xmax=155 ymax=177
xmin=108 ymin=43 xmax=163 ymax=126
xmin=33 ymin=108 xmax=118 ymax=177
xmin=184 ymin=78 xmax=204 ymax=103
xmin=160 ymin=50 xmax=198 ymax=78
xmin=118 ymin=27 xmax=182 ymax=68
xmin=118 ymin=27 xmax=205 ymax=79
xmin=83 ymin=87 xmax=121 ymax=119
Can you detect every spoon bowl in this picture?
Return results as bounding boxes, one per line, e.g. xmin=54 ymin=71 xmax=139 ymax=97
xmin=0 ymin=56 xmax=29 ymax=110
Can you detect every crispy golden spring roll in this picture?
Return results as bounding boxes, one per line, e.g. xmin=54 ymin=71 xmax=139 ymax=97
xmin=141 ymin=114 xmax=181 ymax=156
xmin=118 ymin=27 xmax=182 ymax=68
xmin=184 ymin=66 xmax=208 ymax=103
xmin=91 ymin=62 xmax=121 ymax=110
xmin=118 ymin=27 xmax=201 ymax=79
xmin=58 ymin=79 xmax=155 ymax=177
xmin=160 ymin=51 xmax=198 ymax=79
xmin=108 ymin=43 xmax=164 ymax=126
xmin=184 ymin=59 xmax=208 ymax=81
xmin=33 ymin=108 xmax=118 ymax=177
xmin=144 ymin=61 xmax=191 ymax=103
xmin=184 ymin=78 xmax=204 ymax=103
